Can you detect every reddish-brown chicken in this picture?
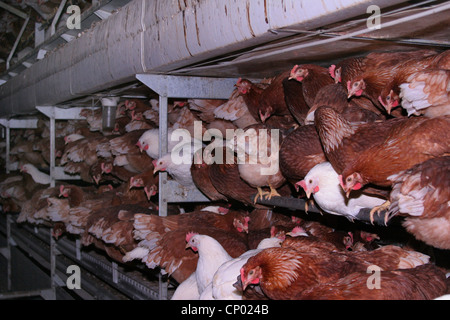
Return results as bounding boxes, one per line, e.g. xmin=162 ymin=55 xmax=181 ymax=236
xmin=255 ymin=71 xmax=293 ymax=123
xmin=339 ymin=115 xmax=450 ymax=192
xmin=208 ymin=147 xmax=265 ymax=208
xmin=234 ymin=78 xmax=269 ymax=122
xmin=346 ymin=49 xmax=437 ymax=106
xmin=126 ymin=209 xmax=250 ymax=283
xmin=388 ymin=156 xmax=450 ymax=249
xmin=239 ymin=244 xmax=431 ymax=300
xmin=191 ymin=148 xmax=227 ymax=202
xmin=379 ymin=50 xmax=449 ymax=114
xmin=329 ymin=56 xmax=365 ymax=84
xmin=306 ymin=83 xmax=384 ymax=124
xmin=234 ymin=75 xmax=296 ymax=126
xmin=314 ymin=106 xmax=409 ymax=174
xmin=288 ymin=64 xmax=334 ymax=107
xmin=82 ymin=203 xmax=156 ymax=263
xmin=398 ymin=69 xmax=450 ymax=118
xmin=297 ymin=264 xmax=447 ymax=300
xmin=279 ymin=125 xmax=326 ymax=186
xmin=282 ymin=76 xmax=310 ymax=125
xmin=129 ymin=167 xmax=159 ymax=200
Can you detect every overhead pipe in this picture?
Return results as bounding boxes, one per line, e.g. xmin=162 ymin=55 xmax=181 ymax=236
xmin=0 ymin=0 xmax=408 ymax=118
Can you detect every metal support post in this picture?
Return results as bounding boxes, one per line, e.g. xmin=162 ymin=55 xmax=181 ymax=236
xmin=136 ymin=74 xmax=237 ymax=299
xmin=5 ymin=125 xmax=10 ymax=174
xmin=6 ymin=215 xmax=12 ymax=291
xmin=49 ymin=115 xmax=56 ymax=188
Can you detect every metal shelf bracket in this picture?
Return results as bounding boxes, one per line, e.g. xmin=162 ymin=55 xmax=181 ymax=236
xmin=136 ymin=74 xmax=237 ymax=299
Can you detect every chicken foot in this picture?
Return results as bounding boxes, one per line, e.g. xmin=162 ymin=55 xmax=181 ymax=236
xmin=265 ymin=184 xmax=281 ymax=201
xmin=254 ymin=187 xmax=270 ymax=204
xmin=369 ymin=200 xmax=391 ymax=225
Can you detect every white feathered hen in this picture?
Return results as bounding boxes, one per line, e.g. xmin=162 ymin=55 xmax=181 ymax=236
xmin=185 ymin=233 xmax=232 ymax=295
xmin=297 ymin=162 xmax=385 ymax=221
xmin=153 ymin=140 xmax=203 ymax=188
xmin=208 ymin=237 xmax=283 ymax=300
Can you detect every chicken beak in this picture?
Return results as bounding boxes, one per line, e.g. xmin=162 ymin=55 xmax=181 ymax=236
xmin=345 ymin=189 xmax=352 ymax=198
xmin=136 ymin=141 xmax=143 ymax=152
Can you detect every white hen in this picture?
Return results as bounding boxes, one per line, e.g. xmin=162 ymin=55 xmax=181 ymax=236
xmin=297 ymin=162 xmax=385 ymax=221
xmin=171 ymin=272 xmax=200 ymax=300
xmin=185 ymin=233 xmax=232 ymax=295
xmin=137 ymin=128 xmax=177 ymax=159
xmin=153 ymin=140 xmax=203 ymax=188
xmin=208 ymin=237 xmax=283 ymax=300
xmin=20 ymin=163 xmax=51 ymax=185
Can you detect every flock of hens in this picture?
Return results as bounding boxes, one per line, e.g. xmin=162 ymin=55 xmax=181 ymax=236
xmin=0 ymin=48 xmax=449 ymax=300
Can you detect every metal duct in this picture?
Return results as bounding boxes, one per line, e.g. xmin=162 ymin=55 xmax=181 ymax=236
xmin=0 ymin=0 xmax=407 ymax=117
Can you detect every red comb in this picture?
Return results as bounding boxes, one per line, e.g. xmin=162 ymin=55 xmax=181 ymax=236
xmin=290 ymin=65 xmax=299 ymax=74
xmin=329 ymin=65 xmax=336 ymax=78
xmin=296 ymin=180 xmax=307 ymax=191
xmin=291 ymin=226 xmax=304 ymax=233
xmin=185 ymin=232 xmax=198 ymax=243
xmin=236 ymin=77 xmax=242 ymax=85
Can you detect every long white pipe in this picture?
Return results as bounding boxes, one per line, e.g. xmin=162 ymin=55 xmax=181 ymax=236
xmin=176 ymin=1 xmax=450 ymax=73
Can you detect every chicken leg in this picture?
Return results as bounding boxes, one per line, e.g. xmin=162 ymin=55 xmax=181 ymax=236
xmin=265 ymin=184 xmax=281 ymax=200
xmin=369 ymin=200 xmax=391 ymax=225
xmin=254 ymin=187 xmax=270 ymax=204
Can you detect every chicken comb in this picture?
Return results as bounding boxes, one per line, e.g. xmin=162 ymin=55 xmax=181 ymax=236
xmin=236 ymin=77 xmax=242 ymax=85
xmin=270 ymin=226 xmax=277 ymax=237
xmin=291 ymin=226 xmax=306 ymax=235
xmin=291 ymin=216 xmax=302 ymax=224
xmin=290 ymin=64 xmax=299 ymax=74
xmin=328 ymin=65 xmax=336 ymax=78
xmin=59 ymin=185 xmax=66 ymax=196
xmin=185 ymin=232 xmax=198 ymax=243
xmin=296 ymin=180 xmax=307 ymax=192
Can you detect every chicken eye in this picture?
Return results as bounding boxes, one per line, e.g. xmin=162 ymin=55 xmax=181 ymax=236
xmin=353 ymin=82 xmax=359 ymax=87
xmin=308 ymin=179 xmax=313 ymax=184
xmin=386 ymin=96 xmax=391 ymax=101
xmin=346 ymin=177 xmax=353 ymax=182
xmin=249 ymin=270 xmax=254 ymax=276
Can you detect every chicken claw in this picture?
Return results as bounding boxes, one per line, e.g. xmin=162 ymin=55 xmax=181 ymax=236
xmin=265 ymin=185 xmax=281 ymax=201
xmin=369 ymin=200 xmax=391 ymax=225
xmin=254 ymin=187 xmax=270 ymax=204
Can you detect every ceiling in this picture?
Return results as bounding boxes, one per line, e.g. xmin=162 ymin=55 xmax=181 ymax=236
xmin=0 ymin=0 xmax=449 ymax=119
